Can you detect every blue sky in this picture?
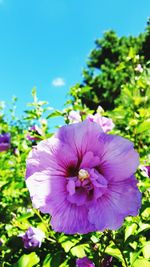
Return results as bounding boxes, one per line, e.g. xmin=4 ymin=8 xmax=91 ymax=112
xmin=0 ymin=0 xmax=150 ymax=121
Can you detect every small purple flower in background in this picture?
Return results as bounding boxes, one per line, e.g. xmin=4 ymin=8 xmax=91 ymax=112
xmin=26 ymin=125 xmax=43 ymax=141
xmin=88 ymin=114 xmax=114 ymax=133
xmin=135 ymin=64 xmax=143 ymax=73
xmin=26 ymin=120 xmax=141 ymax=234
xmin=76 ymin=257 xmax=95 ymax=267
xmin=0 ymin=133 xmax=11 ymax=152
xmin=68 ymin=108 xmax=114 ymax=133
xmin=140 ymin=165 xmax=150 ymax=178
xmin=19 ymin=227 xmax=45 ymax=249
xmin=101 ymin=256 xmax=113 ymax=267
xmin=68 ymin=110 xmax=81 ymax=123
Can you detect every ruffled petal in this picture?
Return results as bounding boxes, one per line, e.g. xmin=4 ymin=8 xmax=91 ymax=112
xmin=98 ymin=134 xmax=139 ymax=181
xmin=67 ymin=187 xmax=87 ymax=206
xmin=88 ymin=176 xmax=141 ymax=231
xmin=108 ymin=177 xmax=141 ymax=216
xmin=26 ymin=171 xmax=66 ymax=213
xmin=56 ymin=120 xmax=103 ymax=158
xmin=88 ymin=195 xmax=124 ymax=231
xmin=50 ymin=201 xmax=95 ymax=234
xmin=26 ymin=137 xmax=78 ymax=178
xmin=80 ymin=151 xmax=100 ymax=169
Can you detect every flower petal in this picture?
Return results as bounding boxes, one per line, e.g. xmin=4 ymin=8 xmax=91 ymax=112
xmin=108 ymin=177 xmax=141 ymax=216
xmin=88 ymin=196 xmax=124 ymax=231
xmin=80 ymin=151 xmax=100 ymax=169
xmin=26 ymin=171 xmax=66 ymax=213
xmin=88 ymin=176 xmax=141 ymax=230
xmin=26 ymin=137 xmax=78 ymax=178
xmin=99 ymin=134 xmax=139 ymax=181
xmin=56 ymin=120 xmax=103 ymax=158
xmin=50 ymin=202 xmax=95 ymax=234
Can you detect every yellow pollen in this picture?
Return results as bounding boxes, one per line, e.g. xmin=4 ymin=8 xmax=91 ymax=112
xmin=78 ymin=169 xmax=89 ymax=181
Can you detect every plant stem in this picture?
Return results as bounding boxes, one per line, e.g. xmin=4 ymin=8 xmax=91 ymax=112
xmin=111 ymin=236 xmax=128 ymax=267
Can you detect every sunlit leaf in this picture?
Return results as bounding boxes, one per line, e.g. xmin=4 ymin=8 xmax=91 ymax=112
xmin=133 ymin=259 xmax=150 ymax=267
xmin=13 ymin=252 xmax=40 ymax=267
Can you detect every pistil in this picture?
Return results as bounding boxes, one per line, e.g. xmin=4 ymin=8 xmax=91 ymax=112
xmin=78 ymin=169 xmax=90 ymax=181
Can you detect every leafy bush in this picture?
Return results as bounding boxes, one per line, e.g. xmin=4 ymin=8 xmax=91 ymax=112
xmin=69 ymin=20 xmax=150 ymax=111
xmin=0 ymin=25 xmax=150 ymax=267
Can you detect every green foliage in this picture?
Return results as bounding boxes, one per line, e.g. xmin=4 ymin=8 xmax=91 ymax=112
xmin=13 ymin=252 xmax=40 ymax=267
xmin=1 ymin=22 xmax=150 ymax=267
xmin=69 ymin=21 xmax=150 ymax=111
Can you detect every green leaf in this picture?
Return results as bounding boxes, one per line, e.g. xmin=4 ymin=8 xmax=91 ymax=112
xmin=43 ymin=252 xmax=62 ymax=267
xmin=116 ymin=62 xmax=125 ymax=71
xmin=46 ymin=110 xmax=62 ymax=119
xmin=141 ymin=207 xmax=150 ymax=219
xmin=59 ymin=260 xmax=70 ymax=267
xmin=13 ymin=252 xmax=40 ymax=267
xmin=43 ymin=253 xmax=51 ymax=267
xmin=59 ymin=236 xmax=79 ymax=253
xmin=133 ymin=259 xmax=150 ymax=267
xmin=138 ymin=223 xmax=150 ymax=234
xmin=125 ymin=223 xmax=137 ymax=241
xmin=142 ymin=242 xmax=150 ymax=259
xmin=136 ymin=120 xmax=150 ymax=133
xmin=105 ymin=245 xmax=124 ymax=265
xmin=90 ymin=235 xmax=99 ymax=243
xmin=71 ymin=244 xmax=89 ymax=258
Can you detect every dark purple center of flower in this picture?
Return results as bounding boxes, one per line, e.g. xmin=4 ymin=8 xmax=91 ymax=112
xmin=67 ymin=164 xmax=79 ymax=177
xmin=66 ymin=166 xmax=108 ymax=206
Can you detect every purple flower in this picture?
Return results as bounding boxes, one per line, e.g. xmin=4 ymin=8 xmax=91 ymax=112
xmin=76 ymin=257 xmax=95 ymax=267
xmin=27 ymin=125 xmax=43 ymax=141
xmin=19 ymin=227 xmax=45 ymax=249
xmin=26 ymin=120 xmax=141 ymax=234
xmin=140 ymin=165 xmax=150 ymax=178
xmin=88 ymin=114 xmax=114 ymax=133
xmin=135 ymin=64 xmax=143 ymax=73
xmin=101 ymin=256 xmax=113 ymax=267
xmin=0 ymin=133 xmax=11 ymax=152
xmin=68 ymin=110 xmax=81 ymax=123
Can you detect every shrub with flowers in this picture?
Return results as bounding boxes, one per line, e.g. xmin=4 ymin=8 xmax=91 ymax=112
xmin=0 ymin=37 xmax=150 ymax=267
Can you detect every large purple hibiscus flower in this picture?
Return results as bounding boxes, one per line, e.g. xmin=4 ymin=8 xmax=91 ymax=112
xmin=26 ymin=120 xmax=141 ymax=234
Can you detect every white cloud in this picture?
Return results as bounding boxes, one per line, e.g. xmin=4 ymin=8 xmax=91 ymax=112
xmin=52 ymin=77 xmax=65 ymax=87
